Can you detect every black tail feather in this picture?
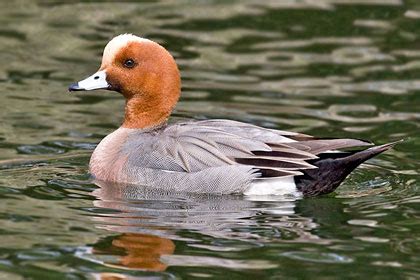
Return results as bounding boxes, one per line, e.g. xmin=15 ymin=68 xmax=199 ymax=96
xmin=295 ymin=141 xmax=400 ymax=197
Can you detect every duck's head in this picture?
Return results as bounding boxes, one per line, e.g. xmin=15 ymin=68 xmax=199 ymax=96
xmin=69 ymin=34 xmax=181 ymax=129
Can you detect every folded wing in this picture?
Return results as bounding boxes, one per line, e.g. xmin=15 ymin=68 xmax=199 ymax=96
xmin=124 ymin=120 xmax=373 ymax=180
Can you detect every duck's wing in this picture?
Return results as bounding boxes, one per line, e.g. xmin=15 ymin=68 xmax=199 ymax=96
xmin=125 ymin=119 xmax=372 ymax=179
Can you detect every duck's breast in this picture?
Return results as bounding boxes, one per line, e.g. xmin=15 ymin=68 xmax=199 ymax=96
xmin=89 ymin=128 xmax=132 ymax=182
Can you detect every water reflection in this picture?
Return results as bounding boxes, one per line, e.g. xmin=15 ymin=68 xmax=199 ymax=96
xmin=92 ymin=233 xmax=175 ymax=272
xmin=82 ymin=180 xmax=328 ymax=272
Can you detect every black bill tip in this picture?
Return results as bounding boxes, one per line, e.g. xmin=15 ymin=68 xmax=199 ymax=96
xmin=68 ymin=82 xmax=85 ymax=92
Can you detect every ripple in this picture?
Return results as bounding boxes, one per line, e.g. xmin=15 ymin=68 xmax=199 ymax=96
xmin=348 ymin=219 xmax=379 ymax=227
xmin=281 ymin=251 xmax=353 ymax=264
xmin=355 ymin=236 xmax=390 ymax=243
xmin=16 ymin=145 xmax=65 ymax=155
xmin=163 ymin=255 xmax=277 ymax=269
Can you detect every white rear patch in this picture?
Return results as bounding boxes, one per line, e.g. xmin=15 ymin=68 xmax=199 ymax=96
xmin=244 ymin=176 xmax=301 ymax=197
xmin=102 ymin=34 xmax=152 ymax=66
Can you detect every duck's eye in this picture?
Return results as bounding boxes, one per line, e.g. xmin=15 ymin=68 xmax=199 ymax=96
xmin=123 ymin=59 xmax=135 ymax=68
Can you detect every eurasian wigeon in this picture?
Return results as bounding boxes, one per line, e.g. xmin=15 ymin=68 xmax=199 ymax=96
xmin=69 ymin=34 xmax=397 ymax=197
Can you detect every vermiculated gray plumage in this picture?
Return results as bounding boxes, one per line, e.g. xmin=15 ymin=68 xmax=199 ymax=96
xmin=90 ymin=119 xmax=396 ymax=196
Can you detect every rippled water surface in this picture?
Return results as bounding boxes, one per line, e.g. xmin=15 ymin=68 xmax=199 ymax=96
xmin=0 ymin=0 xmax=419 ymax=279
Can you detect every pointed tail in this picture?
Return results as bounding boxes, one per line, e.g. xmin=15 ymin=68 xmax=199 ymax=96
xmin=295 ymin=141 xmax=400 ymax=197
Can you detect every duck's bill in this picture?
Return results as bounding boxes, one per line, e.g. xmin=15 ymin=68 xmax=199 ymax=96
xmin=68 ymin=70 xmax=110 ymax=91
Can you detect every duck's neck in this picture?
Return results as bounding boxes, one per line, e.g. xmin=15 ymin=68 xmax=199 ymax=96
xmin=122 ymin=96 xmax=173 ymax=129
xmin=120 ymin=55 xmax=181 ymax=130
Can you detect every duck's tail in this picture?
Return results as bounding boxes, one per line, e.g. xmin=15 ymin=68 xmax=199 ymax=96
xmin=294 ymin=141 xmax=400 ymax=197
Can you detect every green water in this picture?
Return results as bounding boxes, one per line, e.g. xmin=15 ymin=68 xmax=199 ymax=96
xmin=0 ymin=0 xmax=419 ymax=279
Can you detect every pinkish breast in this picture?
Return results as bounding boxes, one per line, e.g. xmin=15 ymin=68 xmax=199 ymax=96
xmin=89 ymin=128 xmax=131 ymax=182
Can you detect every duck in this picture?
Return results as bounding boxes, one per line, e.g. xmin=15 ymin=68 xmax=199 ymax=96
xmin=69 ymin=34 xmax=397 ymax=197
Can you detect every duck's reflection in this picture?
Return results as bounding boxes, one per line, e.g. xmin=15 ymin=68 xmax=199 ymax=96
xmin=86 ymin=180 xmax=332 ymax=274
xmin=92 ymin=233 xmax=175 ymax=272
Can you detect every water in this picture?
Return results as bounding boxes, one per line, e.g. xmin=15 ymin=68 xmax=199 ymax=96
xmin=0 ymin=0 xmax=419 ymax=279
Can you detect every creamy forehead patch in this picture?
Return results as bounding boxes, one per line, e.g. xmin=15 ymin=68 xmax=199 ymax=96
xmin=102 ymin=34 xmax=151 ymax=66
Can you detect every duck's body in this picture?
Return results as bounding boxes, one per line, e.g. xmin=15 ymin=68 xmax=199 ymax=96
xmin=88 ymin=119 xmax=393 ymax=197
xmin=69 ymin=34 xmax=396 ymax=197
